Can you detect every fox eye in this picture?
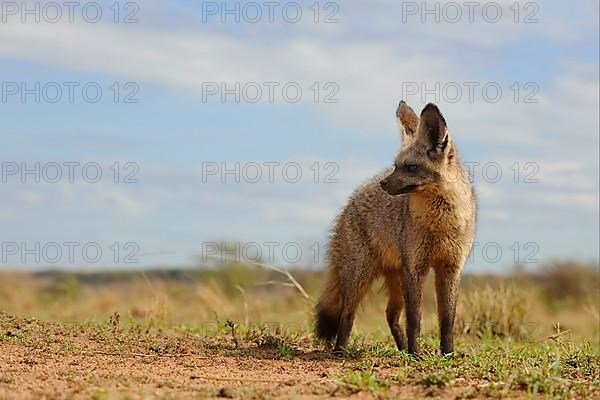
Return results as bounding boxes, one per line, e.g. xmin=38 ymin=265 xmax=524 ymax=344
xmin=403 ymin=164 xmax=418 ymax=172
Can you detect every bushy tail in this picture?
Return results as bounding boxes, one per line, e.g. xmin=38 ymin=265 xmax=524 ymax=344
xmin=314 ymin=267 xmax=342 ymax=342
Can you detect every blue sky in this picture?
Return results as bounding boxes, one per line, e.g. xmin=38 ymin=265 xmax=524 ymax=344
xmin=0 ymin=0 xmax=598 ymax=271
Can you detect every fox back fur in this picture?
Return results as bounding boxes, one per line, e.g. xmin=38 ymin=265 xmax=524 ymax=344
xmin=314 ymin=102 xmax=476 ymax=355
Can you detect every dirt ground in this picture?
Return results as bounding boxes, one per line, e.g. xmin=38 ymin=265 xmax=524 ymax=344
xmin=1 ymin=312 xmax=598 ymax=399
xmin=0 ymin=316 xmax=420 ymax=399
xmin=0 ymin=313 xmax=476 ymax=400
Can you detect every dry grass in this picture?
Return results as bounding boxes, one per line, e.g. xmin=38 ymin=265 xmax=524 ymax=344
xmin=457 ymin=284 xmax=530 ymax=339
xmin=0 ymin=261 xmax=598 ymax=341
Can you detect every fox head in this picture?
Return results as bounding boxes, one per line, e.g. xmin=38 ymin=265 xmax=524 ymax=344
xmin=380 ymin=102 xmax=457 ymax=195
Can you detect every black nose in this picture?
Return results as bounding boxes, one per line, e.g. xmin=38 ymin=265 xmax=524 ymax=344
xmin=380 ymin=179 xmax=388 ymax=187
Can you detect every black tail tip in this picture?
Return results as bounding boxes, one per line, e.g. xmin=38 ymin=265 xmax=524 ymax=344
xmin=314 ymin=307 xmax=339 ymax=342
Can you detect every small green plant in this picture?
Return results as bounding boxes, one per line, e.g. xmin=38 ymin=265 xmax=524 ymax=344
xmin=276 ymin=341 xmax=294 ymax=357
xmin=337 ymin=361 xmax=389 ymax=394
xmin=363 ymin=342 xmax=401 ymax=357
xmin=338 ymin=370 xmax=387 ymax=394
xmin=422 ymin=372 xmax=453 ymax=388
xmin=109 ymin=311 xmax=120 ymax=334
xmin=395 ymin=369 xmax=409 ymax=384
xmin=91 ymin=388 xmax=110 ymax=400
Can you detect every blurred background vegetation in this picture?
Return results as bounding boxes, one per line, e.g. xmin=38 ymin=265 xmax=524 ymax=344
xmin=1 ymin=260 xmax=597 ymax=345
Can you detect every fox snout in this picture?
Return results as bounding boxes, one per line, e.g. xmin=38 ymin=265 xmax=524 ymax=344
xmin=380 ymin=175 xmax=420 ymax=195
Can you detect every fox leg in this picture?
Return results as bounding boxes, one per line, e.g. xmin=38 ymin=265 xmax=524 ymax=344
xmin=334 ymin=272 xmax=372 ymax=354
xmin=384 ymin=272 xmax=406 ymax=351
xmin=435 ymin=269 xmax=460 ymax=355
xmin=333 ymin=309 xmax=355 ymax=354
xmin=402 ymin=263 xmax=426 ymax=355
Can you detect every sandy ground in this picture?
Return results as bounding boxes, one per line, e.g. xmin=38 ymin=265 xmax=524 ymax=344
xmin=0 ymin=312 xmax=577 ymax=399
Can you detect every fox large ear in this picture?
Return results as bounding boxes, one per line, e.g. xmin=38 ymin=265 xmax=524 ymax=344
xmin=417 ymin=103 xmax=449 ymax=155
xmin=396 ymin=101 xmax=418 ymax=144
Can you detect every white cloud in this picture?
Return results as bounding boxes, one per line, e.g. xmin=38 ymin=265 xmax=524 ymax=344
xmin=95 ymin=189 xmax=156 ymax=216
xmin=1 ymin=2 xmax=597 ymax=144
xmin=14 ymin=190 xmax=46 ymax=205
xmin=537 ymin=192 xmax=598 ymax=208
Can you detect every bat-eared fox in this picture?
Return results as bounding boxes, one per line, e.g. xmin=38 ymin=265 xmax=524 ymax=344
xmin=315 ymin=102 xmax=476 ymax=355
